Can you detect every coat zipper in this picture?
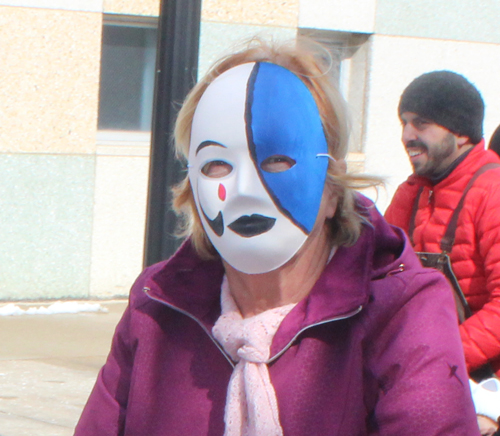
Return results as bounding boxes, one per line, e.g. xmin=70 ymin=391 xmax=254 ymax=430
xmin=428 ymin=189 xmax=434 ymax=204
xmin=267 ymin=305 xmax=364 ymax=364
xmin=143 ymin=287 xmax=236 ymax=368
xmin=144 ymin=287 xmax=363 ymax=366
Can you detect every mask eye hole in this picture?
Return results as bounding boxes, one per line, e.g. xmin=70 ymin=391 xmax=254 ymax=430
xmin=201 ymin=160 xmax=233 ymax=178
xmin=260 ymin=155 xmax=296 ymax=173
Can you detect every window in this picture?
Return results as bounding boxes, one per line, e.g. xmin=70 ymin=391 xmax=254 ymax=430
xmin=98 ymin=16 xmax=158 ymax=131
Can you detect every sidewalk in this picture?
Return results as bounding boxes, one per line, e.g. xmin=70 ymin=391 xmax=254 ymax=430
xmin=0 ymin=300 xmax=127 ymax=436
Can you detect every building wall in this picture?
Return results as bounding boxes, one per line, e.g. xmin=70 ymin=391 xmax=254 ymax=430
xmin=199 ymin=0 xmax=299 ymax=76
xmin=89 ymin=4 xmax=158 ymax=299
xmin=0 ymin=4 xmax=102 ymax=299
xmin=1 ymin=0 xmax=499 ymax=299
xmin=364 ymin=0 xmax=500 ymax=210
xmin=202 ymin=0 xmax=299 ymax=27
xmin=89 ymin=140 xmax=150 ymax=298
xmin=0 ymin=0 xmax=301 ymax=300
xmin=299 ymin=0 xmax=500 ymax=211
xmin=89 ymin=0 xmax=301 ymax=299
xmin=375 ymin=0 xmax=500 ymax=44
xmin=103 ymin=0 xmax=159 ymax=16
xmin=364 ymin=35 xmax=500 ymax=210
xmin=299 ymin=0 xmax=376 ymax=33
xmin=0 ymin=0 xmax=157 ymax=300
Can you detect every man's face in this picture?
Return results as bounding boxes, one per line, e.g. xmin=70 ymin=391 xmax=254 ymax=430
xmin=401 ymin=112 xmax=462 ymax=178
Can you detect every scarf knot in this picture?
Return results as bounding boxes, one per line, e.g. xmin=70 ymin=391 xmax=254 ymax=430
xmin=212 ymin=277 xmax=295 ymax=436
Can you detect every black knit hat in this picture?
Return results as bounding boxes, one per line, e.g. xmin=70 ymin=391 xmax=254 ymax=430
xmin=398 ymin=71 xmax=484 ymax=144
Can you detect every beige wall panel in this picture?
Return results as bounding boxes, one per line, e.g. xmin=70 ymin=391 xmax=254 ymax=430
xmin=299 ymin=0 xmax=376 ymax=33
xmin=89 ymin=153 xmax=149 ymax=298
xmin=199 ymin=22 xmax=297 ymax=78
xmin=202 ymin=0 xmax=299 ymax=27
xmin=0 ymin=7 xmax=101 ymax=154
xmin=103 ymin=0 xmax=159 ymax=16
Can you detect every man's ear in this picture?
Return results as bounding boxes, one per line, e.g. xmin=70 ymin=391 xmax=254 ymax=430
xmin=457 ymin=135 xmax=470 ymax=147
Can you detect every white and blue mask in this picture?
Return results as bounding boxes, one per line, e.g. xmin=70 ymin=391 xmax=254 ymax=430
xmin=188 ymin=62 xmax=329 ymax=274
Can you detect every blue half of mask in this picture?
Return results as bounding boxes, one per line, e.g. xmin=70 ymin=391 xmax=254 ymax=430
xmin=245 ymin=62 xmax=329 ymax=234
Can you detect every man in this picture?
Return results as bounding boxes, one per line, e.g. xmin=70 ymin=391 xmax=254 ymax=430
xmin=385 ymin=70 xmax=500 ymax=380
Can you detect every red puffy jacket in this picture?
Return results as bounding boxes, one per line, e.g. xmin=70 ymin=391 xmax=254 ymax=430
xmin=385 ymin=142 xmax=500 ymax=376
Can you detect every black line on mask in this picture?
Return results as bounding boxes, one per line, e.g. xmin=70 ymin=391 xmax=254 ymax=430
xmin=196 ymin=140 xmax=226 ymax=155
xmin=244 ymin=62 xmax=308 ymax=235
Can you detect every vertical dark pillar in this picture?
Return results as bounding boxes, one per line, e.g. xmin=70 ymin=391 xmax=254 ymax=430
xmin=143 ymin=0 xmax=202 ymax=267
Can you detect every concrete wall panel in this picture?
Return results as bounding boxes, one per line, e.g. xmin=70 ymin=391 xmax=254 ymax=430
xmin=103 ymin=0 xmax=159 ymax=16
xmin=299 ymin=0 xmax=376 ymax=33
xmin=375 ymin=0 xmax=500 ymax=44
xmin=0 ymin=7 xmax=102 ymax=154
xmin=0 ymin=0 xmax=103 ymax=12
xmin=89 ymin=150 xmax=149 ymax=298
xmin=199 ymin=21 xmax=297 ymax=77
xmin=202 ymin=0 xmax=298 ymax=27
xmin=0 ymin=154 xmax=95 ymax=300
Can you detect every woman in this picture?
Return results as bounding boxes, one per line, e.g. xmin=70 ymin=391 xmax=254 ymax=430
xmin=75 ymin=39 xmax=479 ymax=435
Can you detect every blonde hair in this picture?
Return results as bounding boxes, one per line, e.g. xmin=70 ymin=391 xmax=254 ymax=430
xmin=172 ymin=37 xmax=380 ymax=259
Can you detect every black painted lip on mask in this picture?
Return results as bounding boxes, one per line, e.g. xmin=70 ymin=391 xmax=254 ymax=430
xmin=228 ymin=214 xmax=276 ymax=238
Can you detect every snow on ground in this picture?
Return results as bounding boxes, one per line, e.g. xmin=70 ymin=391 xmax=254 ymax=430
xmin=0 ymin=301 xmax=108 ymax=316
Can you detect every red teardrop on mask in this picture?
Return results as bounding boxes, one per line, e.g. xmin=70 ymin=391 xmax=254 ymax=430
xmin=218 ymin=183 xmax=226 ymax=201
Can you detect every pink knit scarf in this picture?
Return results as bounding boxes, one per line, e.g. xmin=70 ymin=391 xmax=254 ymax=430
xmin=212 ymin=276 xmax=295 ymax=436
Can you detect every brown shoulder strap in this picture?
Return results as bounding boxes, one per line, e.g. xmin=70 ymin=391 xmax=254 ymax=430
xmin=440 ymin=163 xmax=500 ymax=252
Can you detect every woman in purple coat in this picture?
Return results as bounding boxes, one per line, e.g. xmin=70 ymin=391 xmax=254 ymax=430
xmin=75 ymin=39 xmax=479 ymax=435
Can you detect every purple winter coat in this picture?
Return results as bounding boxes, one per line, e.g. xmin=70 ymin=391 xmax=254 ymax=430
xmin=75 ymin=204 xmax=479 ymax=435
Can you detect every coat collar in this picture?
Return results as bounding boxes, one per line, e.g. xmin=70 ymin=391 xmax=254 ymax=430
xmin=145 ymin=197 xmax=408 ymax=359
xmin=437 ymin=140 xmax=500 ymax=187
xmin=145 ymin=239 xmax=225 ymax=328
